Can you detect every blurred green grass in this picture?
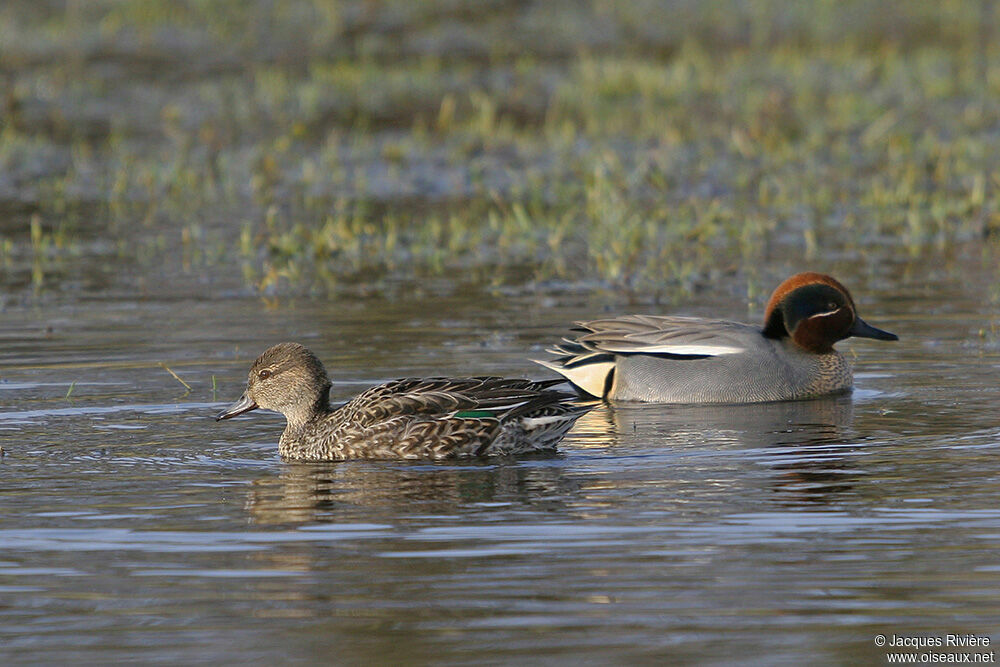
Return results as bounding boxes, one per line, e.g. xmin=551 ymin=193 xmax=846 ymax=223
xmin=1 ymin=0 xmax=999 ymax=296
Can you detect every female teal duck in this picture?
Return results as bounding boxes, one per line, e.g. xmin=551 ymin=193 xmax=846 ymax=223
xmin=536 ymin=272 xmax=898 ymax=403
xmin=217 ymin=343 xmax=589 ymax=460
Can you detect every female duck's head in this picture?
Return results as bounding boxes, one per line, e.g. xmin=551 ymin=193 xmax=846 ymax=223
xmin=216 ymin=343 xmax=331 ymax=425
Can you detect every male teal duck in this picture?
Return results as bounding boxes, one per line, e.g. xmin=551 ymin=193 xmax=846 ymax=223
xmin=536 ymin=272 xmax=898 ymax=403
xmin=217 ymin=343 xmax=590 ymax=460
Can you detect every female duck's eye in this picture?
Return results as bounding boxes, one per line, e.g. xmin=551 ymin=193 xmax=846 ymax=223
xmin=827 ymin=301 xmax=838 ymax=311
xmin=258 ymin=369 xmax=272 ymax=380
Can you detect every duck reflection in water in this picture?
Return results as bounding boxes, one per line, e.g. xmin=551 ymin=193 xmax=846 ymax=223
xmin=245 ymin=394 xmax=866 ymax=524
xmin=569 ymin=394 xmax=864 ymax=505
xmin=245 ymin=458 xmax=579 ymax=525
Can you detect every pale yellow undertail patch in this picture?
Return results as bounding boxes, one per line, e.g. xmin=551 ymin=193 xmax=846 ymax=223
xmin=532 ymin=358 xmax=613 ymax=398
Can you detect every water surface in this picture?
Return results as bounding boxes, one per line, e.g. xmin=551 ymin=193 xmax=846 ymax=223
xmin=3 ymin=252 xmax=999 ymax=665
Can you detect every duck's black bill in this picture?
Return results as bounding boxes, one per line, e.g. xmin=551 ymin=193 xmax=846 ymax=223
xmin=849 ymin=317 xmax=898 ymax=341
xmin=216 ymin=393 xmax=258 ymax=421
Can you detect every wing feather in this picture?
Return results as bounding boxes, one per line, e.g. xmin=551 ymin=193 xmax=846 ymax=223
xmin=536 ymin=314 xmax=752 ymax=397
xmin=574 ymin=315 xmax=747 ymax=356
xmin=339 ymin=377 xmax=574 ymax=427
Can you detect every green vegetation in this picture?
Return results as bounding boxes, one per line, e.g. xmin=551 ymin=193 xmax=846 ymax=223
xmin=1 ymin=0 xmax=999 ymax=297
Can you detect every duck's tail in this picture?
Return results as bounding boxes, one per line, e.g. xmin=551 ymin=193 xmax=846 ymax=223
xmin=532 ymin=337 xmax=616 ymax=399
xmin=484 ymin=394 xmax=593 ymax=455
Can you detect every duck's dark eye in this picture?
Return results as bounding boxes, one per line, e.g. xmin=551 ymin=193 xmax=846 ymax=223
xmin=258 ymin=369 xmax=272 ymax=380
xmin=827 ymin=301 xmax=838 ymax=311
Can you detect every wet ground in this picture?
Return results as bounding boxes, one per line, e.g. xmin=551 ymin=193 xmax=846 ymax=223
xmin=3 ymin=247 xmax=1000 ymax=664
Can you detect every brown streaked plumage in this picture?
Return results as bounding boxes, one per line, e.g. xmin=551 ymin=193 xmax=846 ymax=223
xmin=535 ymin=273 xmax=898 ymax=404
xmin=216 ymin=343 xmax=590 ymax=460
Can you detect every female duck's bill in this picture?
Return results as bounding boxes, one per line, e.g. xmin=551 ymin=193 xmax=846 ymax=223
xmin=216 ymin=393 xmax=257 ymax=420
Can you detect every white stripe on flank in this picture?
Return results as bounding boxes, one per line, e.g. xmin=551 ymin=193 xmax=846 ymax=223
xmin=600 ymin=343 xmax=744 ymax=356
xmin=520 ymin=415 xmax=571 ymax=428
